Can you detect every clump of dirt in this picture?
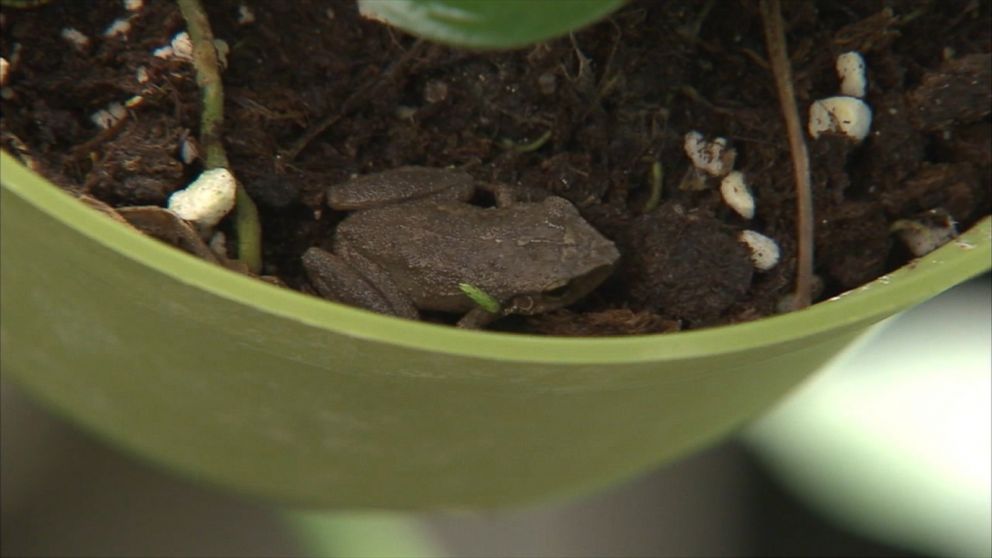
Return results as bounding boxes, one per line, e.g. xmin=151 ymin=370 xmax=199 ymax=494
xmin=618 ymin=203 xmax=755 ymax=328
xmin=2 ymin=0 xmax=989 ymax=335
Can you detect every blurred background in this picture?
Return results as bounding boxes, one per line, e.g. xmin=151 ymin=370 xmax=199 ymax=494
xmin=2 ymin=274 xmax=989 ymax=557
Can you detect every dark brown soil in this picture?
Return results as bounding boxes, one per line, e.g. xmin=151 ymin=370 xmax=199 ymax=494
xmin=2 ymin=0 xmax=990 ymax=334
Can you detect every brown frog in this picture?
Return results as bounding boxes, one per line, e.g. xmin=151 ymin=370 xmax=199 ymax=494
xmin=303 ymin=167 xmax=620 ymax=328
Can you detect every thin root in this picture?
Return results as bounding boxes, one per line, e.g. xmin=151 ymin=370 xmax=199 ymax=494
xmin=760 ymin=0 xmax=814 ymax=310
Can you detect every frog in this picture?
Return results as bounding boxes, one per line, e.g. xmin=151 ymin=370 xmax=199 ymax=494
xmin=302 ymin=166 xmax=620 ymax=328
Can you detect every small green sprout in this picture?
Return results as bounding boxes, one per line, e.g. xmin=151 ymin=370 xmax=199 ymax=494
xmin=500 ymin=129 xmax=552 ymax=153
xmin=642 ymin=160 xmax=664 ymax=213
xmin=458 ymin=283 xmax=501 ymax=314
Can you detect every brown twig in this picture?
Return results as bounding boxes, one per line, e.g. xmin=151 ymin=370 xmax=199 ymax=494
xmin=278 ymin=40 xmax=425 ymax=164
xmin=177 ymin=0 xmax=262 ymax=274
xmin=759 ymin=0 xmax=813 ymax=310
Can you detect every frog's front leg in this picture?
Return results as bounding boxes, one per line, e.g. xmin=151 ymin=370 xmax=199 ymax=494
xmin=303 ymin=247 xmax=418 ymax=320
xmin=456 ymin=306 xmax=503 ymax=329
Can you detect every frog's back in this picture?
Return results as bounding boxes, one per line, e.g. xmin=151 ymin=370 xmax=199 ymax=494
xmin=335 ymin=199 xmax=618 ymax=312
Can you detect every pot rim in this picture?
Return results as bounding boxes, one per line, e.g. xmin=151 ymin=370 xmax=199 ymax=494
xmin=4 ymin=151 xmax=990 ymax=364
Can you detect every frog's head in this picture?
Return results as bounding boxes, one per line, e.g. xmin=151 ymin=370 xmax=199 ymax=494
xmin=502 ymin=197 xmax=620 ymax=316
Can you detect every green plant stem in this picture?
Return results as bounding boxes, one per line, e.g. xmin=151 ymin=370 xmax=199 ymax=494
xmin=760 ymin=0 xmax=813 ymax=310
xmin=176 ymin=0 xmax=262 ymax=274
xmin=234 ymin=185 xmax=262 ymax=272
xmin=501 ymin=129 xmax=552 ymax=152
xmin=643 ymin=160 xmax=663 ymax=213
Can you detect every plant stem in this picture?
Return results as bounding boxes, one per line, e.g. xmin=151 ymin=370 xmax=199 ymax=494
xmin=642 ymin=160 xmax=663 ymax=213
xmin=759 ymin=0 xmax=813 ymax=310
xmin=177 ymin=0 xmax=262 ymax=274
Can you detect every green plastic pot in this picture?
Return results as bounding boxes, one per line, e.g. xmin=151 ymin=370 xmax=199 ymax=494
xmin=2 ymin=150 xmax=990 ymax=509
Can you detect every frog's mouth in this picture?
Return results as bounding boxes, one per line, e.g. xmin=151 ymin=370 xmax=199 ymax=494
xmin=505 ymin=262 xmax=615 ymax=315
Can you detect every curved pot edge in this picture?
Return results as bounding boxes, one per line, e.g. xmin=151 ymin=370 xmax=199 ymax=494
xmin=3 ymin=150 xmax=990 ymax=364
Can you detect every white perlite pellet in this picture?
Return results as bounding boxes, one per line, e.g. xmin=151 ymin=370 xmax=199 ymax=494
xmin=836 ymin=51 xmax=867 ymax=98
xmin=179 ymin=136 xmax=199 ymax=165
xmin=237 ymin=5 xmax=256 ymax=25
xmin=168 ymin=168 xmax=237 ymax=229
xmin=171 ymin=31 xmax=194 ymax=61
xmin=154 ymin=32 xmax=194 ymax=61
xmin=891 ymin=216 xmax=958 ymax=257
xmin=720 ymin=171 xmax=755 ymax=219
xmin=683 ymin=131 xmax=737 ymax=177
xmin=103 ymin=18 xmax=132 ymax=39
xmin=739 ymin=230 xmax=780 ymax=271
xmin=61 ymin=27 xmax=91 ymax=51
xmin=808 ymin=96 xmax=873 ymax=142
xmin=0 ymin=57 xmax=9 ymax=87
xmin=90 ymin=102 xmax=127 ymax=129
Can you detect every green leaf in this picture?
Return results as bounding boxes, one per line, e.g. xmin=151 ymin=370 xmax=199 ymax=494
xmin=357 ymin=0 xmax=625 ymax=50
xmin=458 ymin=282 xmax=501 ymax=313
xmin=0 ymin=0 xmax=53 ymax=7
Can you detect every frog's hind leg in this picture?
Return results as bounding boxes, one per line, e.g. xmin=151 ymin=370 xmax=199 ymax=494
xmin=302 ymin=248 xmax=418 ymax=320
